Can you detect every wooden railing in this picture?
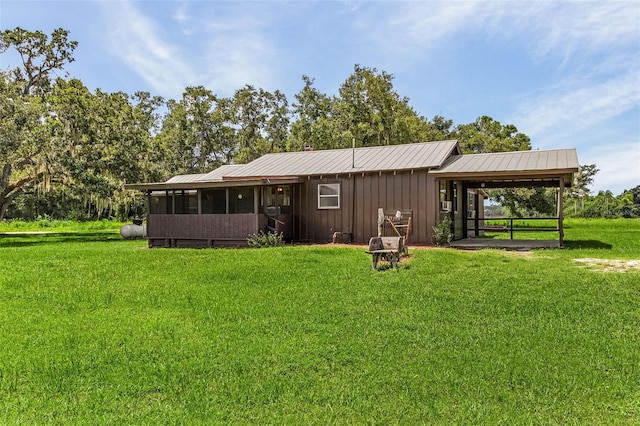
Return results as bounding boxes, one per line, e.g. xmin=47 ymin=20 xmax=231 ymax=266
xmin=475 ymin=217 xmax=560 ymax=240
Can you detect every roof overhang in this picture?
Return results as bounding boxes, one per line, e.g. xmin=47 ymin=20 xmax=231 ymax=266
xmin=430 ymin=170 xmax=577 ymax=187
xmin=125 ymin=177 xmax=302 ymax=192
xmin=430 ymin=148 xmax=578 ymax=188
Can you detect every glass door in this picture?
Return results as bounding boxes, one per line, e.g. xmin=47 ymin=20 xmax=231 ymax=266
xmin=262 ymin=186 xmax=292 ymax=239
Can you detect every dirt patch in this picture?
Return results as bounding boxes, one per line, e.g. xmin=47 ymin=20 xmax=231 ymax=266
xmin=573 ymin=258 xmax=640 ymax=273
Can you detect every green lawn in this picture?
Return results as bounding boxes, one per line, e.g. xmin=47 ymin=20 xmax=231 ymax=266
xmin=0 ymin=219 xmax=639 ymax=424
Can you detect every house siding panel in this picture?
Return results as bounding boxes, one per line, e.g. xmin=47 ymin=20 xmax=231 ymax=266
xmin=293 ymin=170 xmax=433 ymax=245
xmin=147 ymin=214 xmax=260 ymax=247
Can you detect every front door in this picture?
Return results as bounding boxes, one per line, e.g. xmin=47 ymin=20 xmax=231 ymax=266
xmin=262 ymin=185 xmax=293 ymax=240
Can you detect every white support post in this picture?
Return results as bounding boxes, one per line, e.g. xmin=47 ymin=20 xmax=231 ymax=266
xmin=558 ymin=177 xmax=564 ymax=247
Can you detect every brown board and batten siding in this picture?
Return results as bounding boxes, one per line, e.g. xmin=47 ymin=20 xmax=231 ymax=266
xmin=295 ymin=169 xmax=439 ymax=244
xmin=214 ymin=140 xmax=461 ymax=244
xmin=126 ymin=141 xmax=578 ymax=248
xmin=147 ymin=214 xmax=265 ymax=247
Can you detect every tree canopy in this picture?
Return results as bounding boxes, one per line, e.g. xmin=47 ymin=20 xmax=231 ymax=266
xmin=1 ymin=27 xmax=77 ymax=219
xmin=3 ymin=27 xmax=632 ymax=221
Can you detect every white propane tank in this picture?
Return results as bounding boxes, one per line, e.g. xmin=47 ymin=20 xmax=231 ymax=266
xmin=120 ymin=223 xmax=147 ymax=239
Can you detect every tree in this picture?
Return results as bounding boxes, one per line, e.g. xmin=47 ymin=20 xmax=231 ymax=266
xmin=333 ymin=64 xmax=440 ymax=148
xmin=0 ymin=27 xmax=78 ymax=221
xmin=571 ymin=164 xmax=599 ymax=213
xmin=288 ymin=66 xmax=446 ymax=152
xmin=453 ymin=115 xmax=531 ymax=154
xmin=429 ymin=115 xmax=454 ymax=140
xmin=490 ymin=187 xmax=557 ymax=217
xmin=614 ymin=190 xmax=638 ymax=218
xmin=0 ymin=77 xmax=50 ymax=220
xmin=0 ymin=27 xmax=77 ymax=96
xmin=629 ymin=185 xmax=640 ymax=205
xmin=157 ymin=86 xmax=234 ymax=175
xmin=287 ymin=75 xmax=336 ymax=151
xmin=44 ymin=79 xmax=165 ymax=219
xmin=230 ymin=85 xmax=289 ymax=164
xmin=453 ymin=116 xmax=540 ymax=216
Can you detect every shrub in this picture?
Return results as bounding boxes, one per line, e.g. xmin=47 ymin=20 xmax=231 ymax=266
xmin=433 ymin=215 xmax=453 ymax=247
xmin=247 ymin=230 xmax=283 ymax=248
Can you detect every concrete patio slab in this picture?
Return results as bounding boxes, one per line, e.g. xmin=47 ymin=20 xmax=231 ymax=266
xmin=450 ymin=238 xmax=561 ymax=250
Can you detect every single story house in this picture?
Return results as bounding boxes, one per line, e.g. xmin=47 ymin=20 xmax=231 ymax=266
xmin=125 ymin=140 xmax=579 ymax=248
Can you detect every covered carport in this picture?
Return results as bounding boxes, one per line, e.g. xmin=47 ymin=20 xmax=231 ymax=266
xmin=431 ymin=148 xmax=579 ymax=248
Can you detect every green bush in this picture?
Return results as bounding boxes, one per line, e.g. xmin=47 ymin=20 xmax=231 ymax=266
xmin=432 ymin=214 xmax=453 ymax=246
xmin=247 ymin=230 xmax=283 ymax=248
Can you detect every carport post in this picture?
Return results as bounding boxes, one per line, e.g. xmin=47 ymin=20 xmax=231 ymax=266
xmin=558 ymin=176 xmax=564 ymax=247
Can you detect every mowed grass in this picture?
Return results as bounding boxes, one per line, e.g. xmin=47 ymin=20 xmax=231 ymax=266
xmin=0 ymin=219 xmax=638 ymax=424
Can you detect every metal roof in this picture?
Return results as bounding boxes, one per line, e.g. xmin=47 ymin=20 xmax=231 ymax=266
xmin=161 ymin=165 xmax=245 ymax=184
xmin=431 ymin=148 xmax=579 ymax=178
xmin=223 ymin=140 xmax=460 ymax=179
xmin=200 ymin=164 xmax=246 ymax=181
xmin=126 ymin=142 xmax=580 ymax=191
xmin=165 ymin=173 xmax=208 ymax=184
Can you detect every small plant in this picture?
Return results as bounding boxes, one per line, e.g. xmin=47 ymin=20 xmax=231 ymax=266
xmin=247 ymin=230 xmax=283 ymax=248
xmin=433 ymin=214 xmax=453 ymax=247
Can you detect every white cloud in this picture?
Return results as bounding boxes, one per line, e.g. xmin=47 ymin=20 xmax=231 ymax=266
xmin=581 ymin=142 xmax=640 ymax=194
xmin=102 ymin=0 xmax=195 ymax=98
xmin=372 ymin=1 xmax=640 ymax=195
xmin=525 ymin=2 xmax=640 ymax=60
xmin=368 ymin=1 xmax=639 ymax=63
xmin=368 ymin=2 xmax=486 ymax=53
xmin=102 ymin=1 xmax=281 ymax=99
xmin=174 ymin=4 xmax=188 ymax=23
xmin=512 ymin=66 xmax=640 ymax=144
xmin=201 ymin=17 xmax=280 ymax=95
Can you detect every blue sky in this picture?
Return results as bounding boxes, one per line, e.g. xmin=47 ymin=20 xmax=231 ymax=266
xmin=2 ymin=0 xmax=639 ymax=194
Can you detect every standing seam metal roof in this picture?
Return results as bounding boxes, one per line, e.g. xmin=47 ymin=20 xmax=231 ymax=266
xmin=132 ymin=143 xmax=579 ymax=190
xmin=165 ymin=173 xmax=209 ymax=184
xmin=164 ymin=165 xmax=246 ymax=184
xmin=431 ymin=148 xmax=579 ymax=175
xmin=223 ymin=140 xmax=460 ymax=178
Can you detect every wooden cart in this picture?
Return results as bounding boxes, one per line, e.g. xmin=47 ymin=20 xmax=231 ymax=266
xmin=377 ymin=208 xmax=412 ymax=255
xmin=366 ymin=236 xmax=404 ymax=270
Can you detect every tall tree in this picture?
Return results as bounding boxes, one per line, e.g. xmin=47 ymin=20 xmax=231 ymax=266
xmin=287 ymin=75 xmax=336 ymax=151
xmin=47 ymin=79 xmax=164 ymax=219
xmin=157 ymin=86 xmax=234 ymax=175
xmin=427 ymin=115 xmax=454 ymax=141
xmin=289 ymin=66 xmax=446 ymax=151
xmin=0 ymin=27 xmax=77 ymax=220
xmin=453 ymin=115 xmax=531 ymax=154
xmin=0 ymin=27 xmax=77 ymax=96
xmin=230 ymin=85 xmax=289 ymax=164
xmin=491 ymin=187 xmax=557 ymax=217
xmin=334 ymin=64 xmax=437 ymax=147
xmin=571 ymin=164 xmax=599 ymax=212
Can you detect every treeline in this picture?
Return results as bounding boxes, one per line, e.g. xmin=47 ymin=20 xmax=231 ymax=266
xmin=486 ymin=186 xmax=640 ymax=219
xmin=1 ymin=28 xmax=636 ymax=222
xmin=487 ymin=163 xmax=639 ymax=218
xmin=566 ymin=187 xmax=640 ymax=218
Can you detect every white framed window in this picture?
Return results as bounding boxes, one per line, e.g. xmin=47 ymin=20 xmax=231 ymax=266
xmin=318 ymin=183 xmax=340 ymax=209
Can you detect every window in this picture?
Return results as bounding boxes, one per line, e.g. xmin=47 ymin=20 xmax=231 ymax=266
xmin=318 ymin=183 xmax=340 ymax=209
xmin=149 ymin=191 xmax=170 ymax=214
xmin=229 ymin=187 xmax=254 ymax=214
xmin=439 ymin=181 xmax=448 ymax=212
xmin=201 ymin=189 xmax=227 ymax=214
xmin=467 ymin=191 xmax=476 ymax=219
xmin=174 ymin=190 xmax=198 ymax=214
xmin=262 ymin=186 xmax=291 ymax=214
xmin=453 ymin=184 xmax=458 ymax=214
